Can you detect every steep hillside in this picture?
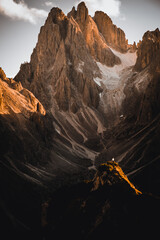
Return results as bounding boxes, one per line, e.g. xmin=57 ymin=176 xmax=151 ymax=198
xmin=135 ymin=28 xmax=160 ymax=72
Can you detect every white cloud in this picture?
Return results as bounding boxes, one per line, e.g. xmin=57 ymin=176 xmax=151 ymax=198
xmin=77 ymin=0 xmax=121 ymax=17
xmin=45 ymin=1 xmax=54 ymax=7
xmin=0 ymin=0 xmax=48 ymax=24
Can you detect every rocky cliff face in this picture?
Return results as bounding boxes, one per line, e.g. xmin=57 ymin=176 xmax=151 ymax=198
xmin=15 ymin=7 xmax=101 ymax=112
xmin=135 ymin=28 xmax=160 ymax=72
xmin=127 ymin=28 xmax=160 ymax=124
xmin=15 ymin=6 xmax=107 ymax=169
xmin=68 ymin=2 xmax=121 ymax=66
xmin=0 ymin=68 xmax=45 ymax=116
xmin=94 ymin=11 xmax=128 ymax=52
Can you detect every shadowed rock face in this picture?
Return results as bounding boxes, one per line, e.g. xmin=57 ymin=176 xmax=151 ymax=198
xmin=135 ymin=28 xmax=160 ymax=72
xmin=127 ymin=29 xmax=160 ymax=124
xmin=42 ymin=162 xmax=160 ymax=239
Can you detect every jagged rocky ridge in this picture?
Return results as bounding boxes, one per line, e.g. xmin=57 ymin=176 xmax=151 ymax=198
xmin=15 ymin=5 xmax=101 ymax=111
xmin=68 ymin=2 xmax=121 ymax=66
xmin=1 ymin=1 xmax=160 ymax=238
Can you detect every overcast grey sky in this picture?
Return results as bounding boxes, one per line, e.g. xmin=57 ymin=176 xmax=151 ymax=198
xmin=0 ymin=0 xmax=160 ymax=77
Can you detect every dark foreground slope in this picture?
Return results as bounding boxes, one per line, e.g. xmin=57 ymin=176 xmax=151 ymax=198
xmin=42 ymin=162 xmax=160 ymax=239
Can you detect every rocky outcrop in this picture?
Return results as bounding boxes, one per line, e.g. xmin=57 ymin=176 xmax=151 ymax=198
xmin=91 ymin=161 xmax=141 ymax=194
xmin=15 ymin=7 xmax=101 ymax=111
xmin=135 ymin=28 xmax=160 ymax=72
xmin=0 ymin=67 xmax=6 ymax=80
xmin=0 ymin=68 xmax=45 ymax=115
xmin=93 ymin=11 xmax=128 ymax=52
xmin=128 ymin=41 xmax=137 ymax=53
xmin=68 ymin=2 xmax=121 ymax=66
xmin=42 ymin=161 xmax=160 ymax=239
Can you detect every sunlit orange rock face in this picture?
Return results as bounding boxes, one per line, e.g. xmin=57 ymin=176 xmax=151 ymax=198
xmin=68 ymin=2 xmax=121 ymax=66
xmin=0 ymin=67 xmax=45 ymax=116
xmin=92 ymin=161 xmax=142 ymax=195
xmin=93 ymin=11 xmax=128 ymax=52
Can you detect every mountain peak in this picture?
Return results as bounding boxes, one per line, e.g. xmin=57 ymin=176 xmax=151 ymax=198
xmin=94 ymin=11 xmax=128 ymax=52
xmin=135 ymin=28 xmax=160 ymax=71
xmin=49 ymin=7 xmax=66 ymax=22
xmin=143 ymin=28 xmax=160 ymax=41
xmin=77 ymin=1 xmax=88 ymax=22
xmin=0 ymin=67 xmax=6 ymax=81
xmin=15 ymin=5 xmax=101 ymax=111
xmin=68 ymin=3 xmax=121 ymax=66
xmin=94 ymin=10 xmax=113 ymax=25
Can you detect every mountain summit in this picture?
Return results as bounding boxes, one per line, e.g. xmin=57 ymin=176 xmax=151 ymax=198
xmin=15 ymin=5 xmax=101 ymax=111
xmin=68 ymin=2 xmax=121 ymax=66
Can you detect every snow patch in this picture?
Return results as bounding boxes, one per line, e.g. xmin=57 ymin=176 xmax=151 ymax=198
xmin=94 ymin=78 xmax=101 ymax=87
xmin=94 ymin=62 xmax=120 ymax=89
xmin=76 ymin=61 xmax=84 ymax=73
xmin=68 ymin=59 xmax=72 ymax=66
xmin=111 ymin=48 xmax=137 ymax=69
xmin=94 ymin=49 xmax=137 ymax=90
